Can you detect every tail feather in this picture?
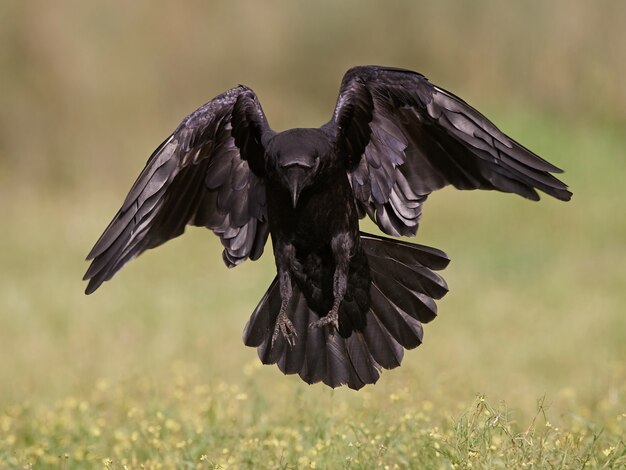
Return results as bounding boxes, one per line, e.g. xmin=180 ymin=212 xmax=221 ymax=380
xmin=369 ymin=284 xmax=423 ymax=349
xmin=243 ymin=277 xmax=280 ymax=348
xmin=278 ymin=294 xmax=309 ymax=374
xmin=369 ymin=264 xmax=442 ymax=324
xmin=368 ymin=254 xmax=448 ymax=298
xmin=361 ymin=311 xmax=404 ymax=369
xmin=299 ymin=315 xmax=327 ymax=384
xmin=344 ymin=332 xmax=380 ymax=385
xmin=325 ymin=334 xmax=360 ymax=388
xmin=360 ymin=231 xmax=450 ymax=269
xmin=242 ymin=231 xmax=450 ymax=390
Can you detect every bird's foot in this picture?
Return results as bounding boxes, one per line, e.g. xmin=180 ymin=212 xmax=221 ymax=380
xmin=309 ymin=309 xmax=339 ymax=332
xmin=272 ymin=310 xmax=297 ymax=348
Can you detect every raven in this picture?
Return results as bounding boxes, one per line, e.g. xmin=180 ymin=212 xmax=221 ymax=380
xmin=84 ymin=66 xmax=571 ymax=390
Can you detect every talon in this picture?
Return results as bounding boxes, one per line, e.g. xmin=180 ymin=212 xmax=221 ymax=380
xmin=272 ymin=311 xmax=297 ymax=348
xmin=309 ymin=310 xmax=339 ymax=332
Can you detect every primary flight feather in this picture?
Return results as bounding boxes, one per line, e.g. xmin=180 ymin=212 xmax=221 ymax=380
xmin=84 ymin=66 xmax=571 ymax=390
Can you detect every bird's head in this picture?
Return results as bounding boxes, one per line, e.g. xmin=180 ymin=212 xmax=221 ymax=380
xmin=278 ymin=151 xmax=320 ymax=208
xmin=267 ymin=129 xmax=329 ymax=208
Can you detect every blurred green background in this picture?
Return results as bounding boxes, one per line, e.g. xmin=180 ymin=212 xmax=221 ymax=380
xmin=1 ymin=0 xmax=625 ymax=467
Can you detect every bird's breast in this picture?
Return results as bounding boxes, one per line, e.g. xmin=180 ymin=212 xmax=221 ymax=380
xmin=266 ymin=172 xmax=358 ymax=253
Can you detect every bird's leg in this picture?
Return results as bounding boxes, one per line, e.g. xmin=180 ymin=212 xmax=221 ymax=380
xmin=272 ymin=241 xmax=298 ymax=348
xmin=310 ymin=232 xmax=353 ymax=333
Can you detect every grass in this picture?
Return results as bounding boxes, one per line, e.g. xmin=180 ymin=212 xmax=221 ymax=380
xmin=1 ymin=116 xmax=625 ymax=468
xmin=3 ymin=370 xmax=625 ymax=469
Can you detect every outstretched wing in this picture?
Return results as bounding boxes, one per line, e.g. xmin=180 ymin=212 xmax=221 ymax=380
xmin=84 ymin=86 xmax=274 ymax=294
xmin=329 ymin=66 xmax=572 ymax=237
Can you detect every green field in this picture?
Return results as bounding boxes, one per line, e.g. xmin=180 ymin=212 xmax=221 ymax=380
xmin=1 ymin=2 xmax=625 ymax=468
xmin=1 ymin=116 xmax=624 ymax=468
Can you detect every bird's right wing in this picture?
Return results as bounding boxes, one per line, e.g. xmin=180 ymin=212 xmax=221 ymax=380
xmin=84 ymin=86 xmax=274 ymax=294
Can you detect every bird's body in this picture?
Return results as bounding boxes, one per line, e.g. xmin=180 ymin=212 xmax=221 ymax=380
xmin=84 ymin=66 xmax=571 ymax=389
xmin=265 ymin=129 xmax=356 ymax=256
xmin=264 ymin=128 xmax=369 ymax=339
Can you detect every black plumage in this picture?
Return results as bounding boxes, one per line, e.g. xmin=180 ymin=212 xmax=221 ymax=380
xmin=84 ymin=66 xmax=571 ymax=390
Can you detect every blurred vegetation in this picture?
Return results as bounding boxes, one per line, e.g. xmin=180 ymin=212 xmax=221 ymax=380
xmin=1 ymin=0 xmax=624 ymax=191
xmin=0 ymin=0 xmax=625 ymax=468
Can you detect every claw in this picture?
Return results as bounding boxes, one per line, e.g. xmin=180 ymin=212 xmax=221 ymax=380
xmin=309 ymin=309 xmax=339 ymax=332
xmin=272 ymin=311 xmax=297 ymax=348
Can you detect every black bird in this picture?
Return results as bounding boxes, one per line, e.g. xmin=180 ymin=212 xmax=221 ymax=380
xmin=84 ymin=66 xmax=571 ymax=390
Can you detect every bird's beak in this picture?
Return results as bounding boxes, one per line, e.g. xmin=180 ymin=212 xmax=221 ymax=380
xmin=288 ymin=167 xmax=306 ymax=208
xmin=291 ymin=181 xmax=300 ymax=208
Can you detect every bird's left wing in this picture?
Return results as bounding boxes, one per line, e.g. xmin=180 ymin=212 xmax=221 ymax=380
xmin=84 ymin=86 xmax=274 ymax=294
xmin=329 ymin=66 xmax=572 ymax=237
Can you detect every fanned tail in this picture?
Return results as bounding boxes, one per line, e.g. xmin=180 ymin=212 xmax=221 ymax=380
xmin=242 ymin=231 xmax=450 ymax=390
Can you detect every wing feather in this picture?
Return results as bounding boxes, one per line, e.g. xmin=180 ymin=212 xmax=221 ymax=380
xmin=331 ymin=66 xmax=572 ymax=237
xmin=84 ymin=86 xmax=274 ymax=294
